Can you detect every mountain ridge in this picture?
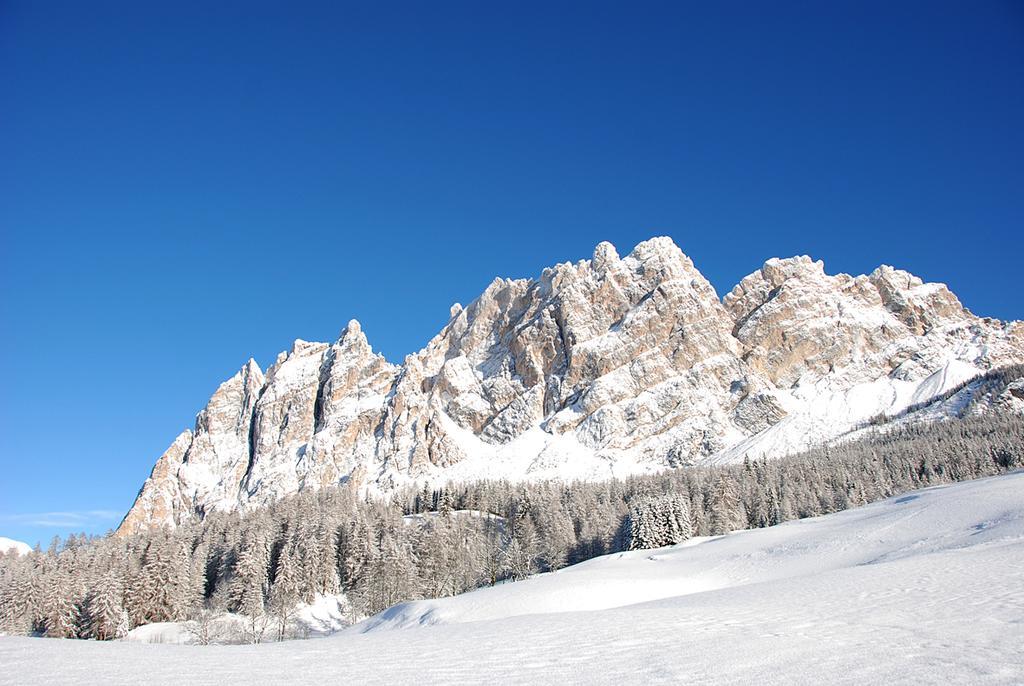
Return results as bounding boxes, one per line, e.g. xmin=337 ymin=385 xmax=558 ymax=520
xmin=118 ymin=237 xmax=1024 ymax=535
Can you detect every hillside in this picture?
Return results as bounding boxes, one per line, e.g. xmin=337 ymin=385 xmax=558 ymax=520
xmin=3 ymin=471 xmax=1022 ymax=684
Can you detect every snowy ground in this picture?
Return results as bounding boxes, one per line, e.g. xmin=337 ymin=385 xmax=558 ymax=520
xmin=122 ymin=594 xmax=352 ymax=644
xmin=2 ymin=472 xmax=1023 ymax=684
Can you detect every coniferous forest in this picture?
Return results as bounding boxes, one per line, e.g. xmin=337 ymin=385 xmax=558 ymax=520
xmin=1 ymin=412 xmax=1022 ymax=642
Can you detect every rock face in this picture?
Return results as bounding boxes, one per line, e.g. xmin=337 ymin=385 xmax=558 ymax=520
xmin=117 ymin=238 xmax=1024 ymax=534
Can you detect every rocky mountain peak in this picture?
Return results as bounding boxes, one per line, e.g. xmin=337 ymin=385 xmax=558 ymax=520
xmin=590 ymin=240 xmax=620 ymax=272
xmin=867 ymin=265 xmax=967 ymax=335
xmin=335 ymin=319 xmax=373 ymax=355
xmin=117 ymin=237 xmax=1024 ymax=535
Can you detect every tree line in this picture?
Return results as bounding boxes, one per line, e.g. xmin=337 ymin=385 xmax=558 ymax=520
xmin=1 ymin=411 xmax=1021 ymax=642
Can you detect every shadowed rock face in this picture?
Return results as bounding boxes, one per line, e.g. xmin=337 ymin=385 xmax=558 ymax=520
xmin=116 ymin=237 xmax=1024 ymax=535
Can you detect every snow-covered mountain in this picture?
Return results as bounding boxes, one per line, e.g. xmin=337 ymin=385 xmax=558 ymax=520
xmin=9 ymin=473 xmax=1024 ymax=684
xmin=0 ymin=538 xmax=31 ymax=557
xmin=118 ymin=237 xmax=1024 ymax=534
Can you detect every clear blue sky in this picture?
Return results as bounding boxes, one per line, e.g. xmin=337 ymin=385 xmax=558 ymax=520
xmin=1 ymin=1 xmax=1022 ymax=547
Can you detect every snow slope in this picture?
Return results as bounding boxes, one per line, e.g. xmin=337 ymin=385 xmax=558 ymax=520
xmin=3 ymin=472 xmax=1023 ymax=684
xmin=356 ymin=465 xmax=1024 ymax=631
xmin=708 ymin=359 xmax=982 ymax=464
xmin=0 ymin=538 xmax=31 ymax=556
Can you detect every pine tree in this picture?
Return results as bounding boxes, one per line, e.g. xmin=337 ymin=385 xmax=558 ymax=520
xmin=316 ymin=523 xmax=341 ymax=596
xmin=709 ymin=476 xmax=743 ymax=535
xmin=114 ymin=609 xmax=130 ymax=639
xmin=185 ymin=542 xmax=210 ymax=617
xmin=228 ymin=531 xmax=270 ymax=626
xmin=438 ymin=490 xmax=455 ymax=517
xmin=1 ymin=565 xmax=37 ymax=634
xmin=126 ymin=534 xmax=186 ymax=625
xmin=269 ymin=535 xmax=301 ymax=640
xmin=85 ymin=568 xmax=125 ymax=640
xmin=416 ymin=483 xmax=433 ymax=514
xmin=44 ymin=572 xmax=80 ymax=638
xmin=533 ymin=493 xmax=574 ymax=571
xmin=628 ymin=493 xmax=691 ymax=550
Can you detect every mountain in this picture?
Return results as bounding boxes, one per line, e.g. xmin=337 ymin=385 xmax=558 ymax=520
xmin=11 ymin=473 xmax=1024 ymax=683
xmin=0 ymin=538 xmax=32 ymax=556
xmin=118 ymin=237 xmax=1024 ymax=534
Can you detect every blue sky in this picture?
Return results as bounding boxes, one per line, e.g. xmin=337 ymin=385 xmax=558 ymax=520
xmin=1 ymin=1 xmax=1022 ymax=547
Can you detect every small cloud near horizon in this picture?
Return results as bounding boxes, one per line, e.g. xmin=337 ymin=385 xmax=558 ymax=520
xmin=0 ymin=510 xmax=122 ymax=529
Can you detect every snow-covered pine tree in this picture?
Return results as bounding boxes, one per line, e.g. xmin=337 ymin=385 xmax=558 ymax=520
xmin=709 ymin=475 xmax=743 ymax=535
xmin=43 ymin=570 xmax=80 ymax=638
xmin=316 ymin=521 xmax=341 ymax=597
xmin=185 ymin=541 xmax=210 ymax=617
xmin=415 ymin=516 xmax=454 ymax=598
xmin=415 ymin=482 xmax=433 ymax=514
xmin=167 ymin=537 xmax=194 ymax=620
xmin=372 ymin=526 xmax=420 ymax=613
xmin=628 ymin=493 xmax=692 ymax=550
xmin=664 ymin=493 xmax=692 ymax=544
xmin=533 ymin=489 xmax=574 ymax=571
xmin=126 ymin=536 xmax=164 ymax=625
xmin=438 ymin=489 xmax=455 ymax=517
xmin=114 ymin=608 xmax=130 ymax=639
xmin=269 ymin=534 xmax=301 ymax=640
xmin=85 ymin=567 xmax=125 ymax=640
xmin=505 ymin=505 xmax=540 ymax=580
xmin=627 ymin=496 xmax=658 ymax=550
xmin=228 ymin=530 xmax=270 ymax=643
xmin=0 ymin=562 xmax=39 ymax=634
